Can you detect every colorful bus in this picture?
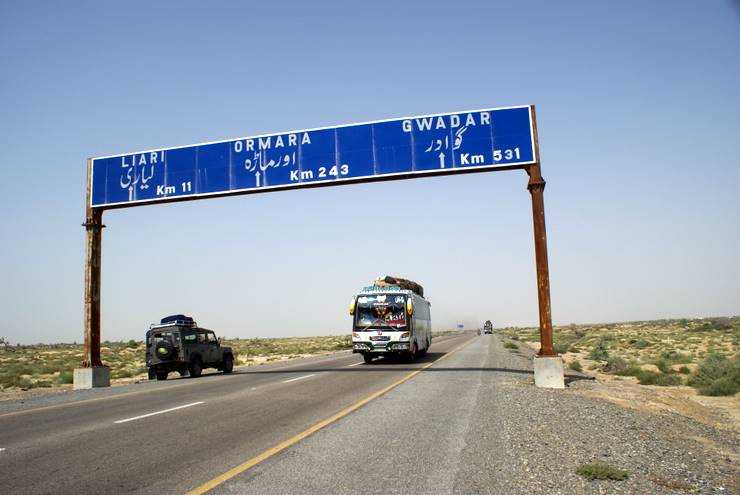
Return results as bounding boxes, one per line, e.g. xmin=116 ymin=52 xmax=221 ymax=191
xmin=349 ymin=277 xmax=432 ymax=363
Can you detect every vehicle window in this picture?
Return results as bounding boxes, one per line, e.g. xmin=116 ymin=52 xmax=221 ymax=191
xmin=411 ymin=299 xmax=429 ymax=320
xmin=151 ymin=331 xmax=174 ymax=344
xmin=355 ymin=294 xmax=407 ymax=330
xmin=196 ymin=332 xmax=207 ymax=344
xmin=207 ymin=332 xmax=217 ymax=343
xmin=182 ymin=331 xmax=196 ymax=343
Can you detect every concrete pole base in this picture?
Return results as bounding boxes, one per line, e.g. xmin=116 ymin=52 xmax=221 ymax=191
xmin=73 ymin=367 xmax=111 ymax=389
xmin=533 ymin=356 xmax=565 ymax=389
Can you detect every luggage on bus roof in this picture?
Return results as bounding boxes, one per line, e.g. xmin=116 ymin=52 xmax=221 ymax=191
xmin=374 ymin=276 xmax=424 ymax=297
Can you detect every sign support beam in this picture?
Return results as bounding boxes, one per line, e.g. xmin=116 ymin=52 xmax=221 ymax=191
xmin=525 ymin=106 xmax=556 ymax=357
xmin=82 ymin=158 xmax=104 ymax=368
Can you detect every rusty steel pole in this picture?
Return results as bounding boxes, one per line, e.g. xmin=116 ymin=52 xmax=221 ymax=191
xmin=83 ymin=158 xmax=104 ymax=367
xmin=526 ymin=106 xmax=556 ymax=357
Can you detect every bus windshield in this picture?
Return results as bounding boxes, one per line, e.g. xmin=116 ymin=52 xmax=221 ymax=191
xmin=355 ymin=294 xmax=407 ymax=330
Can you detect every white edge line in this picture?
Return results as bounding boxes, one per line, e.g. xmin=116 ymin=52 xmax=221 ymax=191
xmin=529 ymin=106 xmax=537 ymax=161
xmin=346 ymin=362 xmax=364 ymax=367
xmin=114 ymin=401 xmax=204 ymax=424
xmin=282 ymin=374 xmax=315 ymax=384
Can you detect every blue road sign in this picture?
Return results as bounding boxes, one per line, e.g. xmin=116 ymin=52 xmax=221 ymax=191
xmin=90 ymin=105 xmax=536 ymax=208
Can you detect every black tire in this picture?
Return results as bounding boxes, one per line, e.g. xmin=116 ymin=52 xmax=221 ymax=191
xmin=363 ymin=353 xmax=374 ymax=364
xmin=154 ymin=340 xmax=174 ymax=360
xmin=407 ymin=343 xmax=417 ymax=362
xmin=156 ymin=371 xmax=168 ymax=381
xmin=222 ymin=355 xmax=233 ymax=374
xmin=189 ymin=358 xmax=203 ymax=378
xmin=148 ymin=368 xmax=156 ymax=380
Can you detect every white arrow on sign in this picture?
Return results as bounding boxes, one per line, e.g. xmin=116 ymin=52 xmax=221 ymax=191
xmin=255 ymin=171 xmax=261 ymax=187
xmin=438 ymin=152 xmax=446 ymax=169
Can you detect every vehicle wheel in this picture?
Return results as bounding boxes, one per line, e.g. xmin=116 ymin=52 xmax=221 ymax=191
xmin=148 ymin=368 xmax=156 ymax=380
xmin=156 ymin=371 xmax=168 ymax=381
xmin=189 ymin=358 xmax=203 ymax=378
xmin=222 ymin=355 xmax=233 ymax=374
xmin=363 ymin=353 xmax=374 ymax=364
xmin=407 ymin=343 xmax=417 ymax=362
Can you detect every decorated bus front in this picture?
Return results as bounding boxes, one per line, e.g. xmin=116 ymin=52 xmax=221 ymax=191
xmin=350 ymin=287 xmax=425 ymax=362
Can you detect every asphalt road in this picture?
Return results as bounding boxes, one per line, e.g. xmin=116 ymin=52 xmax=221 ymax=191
xmin=0 ymin=333 xmax=475 ymax=494
xmin=198 ymin=333 xmax=737 ymax=495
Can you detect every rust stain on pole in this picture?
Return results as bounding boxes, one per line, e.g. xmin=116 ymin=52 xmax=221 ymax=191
xmin=526 ymin=106 xmax=556 ymax=357
xmin=83 ymin=158 xmax=104 ymax=367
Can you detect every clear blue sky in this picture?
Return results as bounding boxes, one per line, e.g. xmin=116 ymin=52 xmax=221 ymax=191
xmin=1 ymin=1 xmax=738 ymax=344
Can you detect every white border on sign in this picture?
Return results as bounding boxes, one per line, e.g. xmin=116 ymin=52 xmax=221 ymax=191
xmin=91 ymin=105 xmax=536 ymax=208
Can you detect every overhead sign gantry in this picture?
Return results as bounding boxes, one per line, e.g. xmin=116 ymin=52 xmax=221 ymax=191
xmin=80 ymin=105 xmax=562 ymax=388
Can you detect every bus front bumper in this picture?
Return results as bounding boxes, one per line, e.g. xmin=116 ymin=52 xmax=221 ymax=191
xmin=352 ymin=342 xmax=411 ymax=353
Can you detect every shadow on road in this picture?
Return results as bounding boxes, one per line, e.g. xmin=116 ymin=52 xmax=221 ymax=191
xmin=160 ymin=349 xmax=593 ymax=385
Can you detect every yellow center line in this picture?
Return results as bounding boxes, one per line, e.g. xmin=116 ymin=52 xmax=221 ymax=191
xmin=186 ymin=335 xmax=476 ymax=495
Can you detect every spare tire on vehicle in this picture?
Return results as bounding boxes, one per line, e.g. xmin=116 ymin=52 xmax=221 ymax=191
xmin=155 ymin=340 xmax=174 ymax=359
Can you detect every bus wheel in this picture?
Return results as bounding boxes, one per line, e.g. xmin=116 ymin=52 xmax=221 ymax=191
xmin=407 ymin=343 xmax=417 ymax=362
xmin=363 ymin=353 xmax=374 ymax=364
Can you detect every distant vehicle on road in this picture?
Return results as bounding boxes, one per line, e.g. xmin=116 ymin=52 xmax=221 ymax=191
xmin=483 ymin=320 xmax=493 ymax=334
xmin=350 ymin=276 xmax=432 ymax=364
xmin=145 ymin=314 xmax=234 ymax=380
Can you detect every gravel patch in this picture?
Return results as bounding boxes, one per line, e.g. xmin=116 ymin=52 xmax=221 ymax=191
xmin=456 ymin=336 xmax=738 ymax=494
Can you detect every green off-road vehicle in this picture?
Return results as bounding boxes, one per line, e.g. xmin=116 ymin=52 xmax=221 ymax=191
xmin=145 ymin=315 xmax=234 ymax=380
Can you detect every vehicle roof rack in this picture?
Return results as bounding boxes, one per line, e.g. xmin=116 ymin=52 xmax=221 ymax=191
xmin=160 ymin=314 xmax=194 ymax=324
xmin=149 ymin=315 xmax=198 ymax=330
